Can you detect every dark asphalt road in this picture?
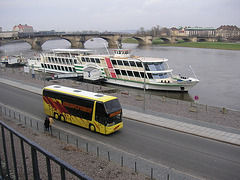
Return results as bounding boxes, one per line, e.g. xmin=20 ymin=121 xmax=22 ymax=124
xmin=1 ymin=83 xmax=240 ymax=180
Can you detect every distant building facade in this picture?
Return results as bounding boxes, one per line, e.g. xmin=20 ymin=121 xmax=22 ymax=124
xmin=13 ymin=24 xmax=34 ymax=33
xmin=0 ymin=27 xmax=2 ymax=32
xmin=216 ymin=25 xmax=240 ymax=39
xmin=185 ymin=27 xmax=216 ymax=37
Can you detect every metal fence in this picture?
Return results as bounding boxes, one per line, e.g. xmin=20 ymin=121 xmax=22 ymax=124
xmin=0 ymin=103 xmax=200 ymax=180
xmin=0 ymin=107 xmax=93 ymax=180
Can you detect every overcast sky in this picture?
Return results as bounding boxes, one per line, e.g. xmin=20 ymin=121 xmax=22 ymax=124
xmin=1 ymin=0 xmax=240 ymax=32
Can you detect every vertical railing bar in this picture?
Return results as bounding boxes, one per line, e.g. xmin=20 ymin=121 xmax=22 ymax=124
xmin=10 ymin=132 xmax=19 ymax=180
xmin=1 ymin=125 xmax=10 ymax=178
xmin=0 ymin=153 xmax=4 ymax=178
xmin=20 ymin=139 xmax=28 ymax=180
xmin=61 ymin=166 xmax=66 ymax=180
xmin=31 ymin=147 xmax=40 ymax=180
xmin=46 ymin=157 xmax=52 ymax=180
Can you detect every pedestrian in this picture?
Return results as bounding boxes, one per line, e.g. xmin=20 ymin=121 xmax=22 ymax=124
xmin=31 ymin=65 xmax=35 ymax=79
xmin=49 ymin=116 xmax=54 ymax=131
xmin=44 ymin=117 xmax=50 ymax=131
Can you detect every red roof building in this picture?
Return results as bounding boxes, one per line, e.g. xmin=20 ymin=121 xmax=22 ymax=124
xmin=12 ymin=24 xmax=34 ymax=33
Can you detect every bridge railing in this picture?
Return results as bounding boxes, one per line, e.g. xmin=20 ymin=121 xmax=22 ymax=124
xmin=0 ymin=118 xmax=93 ymax=180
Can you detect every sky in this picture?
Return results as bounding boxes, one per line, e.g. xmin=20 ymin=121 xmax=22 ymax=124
xmin=0 ymin=0 xmax=240 ymax=32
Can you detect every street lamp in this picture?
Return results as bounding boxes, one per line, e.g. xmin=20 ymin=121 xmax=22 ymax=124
xmin=137 ymin=58 xmax=146 ymax=111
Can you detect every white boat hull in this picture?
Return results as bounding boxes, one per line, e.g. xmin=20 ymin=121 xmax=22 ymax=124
xmin=106 ymin=78 xmax=198 ymax=91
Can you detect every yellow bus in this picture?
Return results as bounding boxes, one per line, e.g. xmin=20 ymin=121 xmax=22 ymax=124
xmin=42 ymin=85 xmax=123 ymax=134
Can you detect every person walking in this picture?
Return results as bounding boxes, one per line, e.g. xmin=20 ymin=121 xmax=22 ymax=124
xmin=44 ymin=117 xmax=50 ymax=131
xmin=49 ymin=116 xmax=54 ymax=131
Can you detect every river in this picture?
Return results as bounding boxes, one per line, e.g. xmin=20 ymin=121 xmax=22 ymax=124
xmin=0 ymin=39 xmax=240 ymax=111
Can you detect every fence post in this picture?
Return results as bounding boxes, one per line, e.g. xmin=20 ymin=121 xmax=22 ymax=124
xmin=97 ymin=147 xmax=99 ymax=157
xmin=1 ymin=125 xmax=10 ymax=178
xmin=20 ymin=140 xmax=28 ymax=180
xmin=134 ymin=162 xmax=137 ymax=173
xmin=31 ymin=147 xmax=40 ymax=180
xmin=10 ymin=132 xmax=19 ymax=179
xmin=150 ymin=168 xmax=153 ymax=179
xmin=86 ymin=143 xmax=88 ymax=153
xmin=108 ymin=151 xmax=110 ymax=161
xmin=121 ymin=156 xmax=123 ymax=167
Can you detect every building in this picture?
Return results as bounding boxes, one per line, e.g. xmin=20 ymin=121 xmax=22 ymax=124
xmin=0 ymin=27 xmax=2 ymax=32
xmin=185 ymin=27 xmax=216 ymax=37
xmin=216 ymin=25 xmax=240 ymax=39
xmin=12 ymin=24 xmax=34 ymax=33
xmin=170 ymin=27 xmax=187 ymax=36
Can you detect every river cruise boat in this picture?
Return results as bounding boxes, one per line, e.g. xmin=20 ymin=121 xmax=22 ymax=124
xmin=28 ymin=48 xmax=199 ymax=91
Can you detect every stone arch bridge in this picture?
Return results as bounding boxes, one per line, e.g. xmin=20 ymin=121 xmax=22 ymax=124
xmin=0 ymin=33 xmax=216 ymax=50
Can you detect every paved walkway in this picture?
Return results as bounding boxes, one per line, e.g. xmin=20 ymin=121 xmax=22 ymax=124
xmin=1 ymin=77 xmax=240 ymax=146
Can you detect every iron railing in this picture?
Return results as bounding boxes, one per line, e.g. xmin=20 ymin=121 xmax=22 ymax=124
xmin=0 ymin=120 xmax=93 ymax=180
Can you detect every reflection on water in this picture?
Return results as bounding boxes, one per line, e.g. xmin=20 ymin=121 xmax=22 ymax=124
xmin=1 ymin=38 xmax=240 ymax=110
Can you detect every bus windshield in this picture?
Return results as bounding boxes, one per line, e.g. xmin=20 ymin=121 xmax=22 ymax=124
xmin=106 ymin=113 xmax=122 ymax=126
xmin=104 ymin=99 xmax=121 ymax=114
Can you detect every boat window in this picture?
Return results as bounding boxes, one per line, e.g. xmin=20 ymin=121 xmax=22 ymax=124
xmin=140 ymin=72 xmax=146 ymax=78
xmin=130 ymin=61 xmax=136 ymax=67
xmin=58 ymin=66 xmax=61 ymax=70
xmin=74 ymin=59 xmax=78 ymax=64
xmin=55 ymin=58 xmax=58 ymax=63
xmin=65 ymin=67 xmax=68 ymax=71
xmin=73 ymin=68 xmax=76 ymax=72
xmin=62 ymin=59 xmax=65 ymax=64
xmin=61 ymin=58 xmax=64 ymax=64
xmin=95 ymin=58 xmax=100 ymax=63
xmin=111 ymin=60 xmax=117 ymax=65
xmin=48 ymin=57 xmax=51 ymax=62
xmin=54 ymin=65 xmax=57 ymax=69
xmin=85 ymin=58 xmax=90 ymax=62
xmin=152 ymin=73 xmax=170 ymax=79
xmin=121 ymin=70 xmax=127 ymax=75
xmin=115 ymin=69 xmax=120 ymax=75
xmin=41 ymin=64 xmax=44 ymax=68
xmin=127 ymin=71 xmax=133 ymax=76
xmin=66 ymin=59 xmax=69 ymax=64
xmin=61 ymin=66 xmax=64 ymax=71
xmin=68 ymin=67 xmax=72 ymax=72
xmin=58 ymin=58 xmax=61 ymax=63
xmin=123 ymin=61 xmax=129 ymax=66
xmin=117 ymin=60 xmax=123 ymax=66
xmin=147 ymin=73 xmax=153 ymax=79
xmin=144 ymin=63 xmax=150 ymax=71
xmin=91 ymin=58 xmax=95 ymax=63
xmin=134 ymin=71 xmax=140 ymax=77
xmin=136 ymin=62 xmax=143 ymax=67
xmin=50 ymin=65 xmax=53 ymax=69
xmin=69 ymin=59 xmax=72 ymax=64
xmin=81 ymin=57 xmax=85 ymax=62
xmin=44 ymin=64 xmax=47 ymax=68
xmin=155 ymin=62 xmax=166 ymax=71
xmin=51 ymin=57 xmax=54 ymax=62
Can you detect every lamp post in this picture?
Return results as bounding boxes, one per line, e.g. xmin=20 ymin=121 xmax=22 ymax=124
xmin=138 ymin=59 xmax=146 ymax=111
xmin=43 ymin=55 xmax=46 ymax=87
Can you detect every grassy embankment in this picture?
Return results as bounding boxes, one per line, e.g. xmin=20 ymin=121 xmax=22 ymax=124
xmin=123 ymin=38 xmax=240 ymax=51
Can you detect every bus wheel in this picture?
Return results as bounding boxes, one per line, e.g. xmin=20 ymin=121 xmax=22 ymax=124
xmin=60 ymin=115 xmax=65 ymax=122
xmin=54 ymin=113 xmax=59 ymax=120
xmin=89 ymin=124 xmax=96 ymax=132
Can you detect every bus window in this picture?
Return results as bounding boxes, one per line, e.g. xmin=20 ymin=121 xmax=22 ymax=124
xmin=104 ymin=99 xmax=121 ymax=114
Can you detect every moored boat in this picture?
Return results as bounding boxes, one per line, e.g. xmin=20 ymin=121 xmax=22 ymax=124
xmin=28 ymin=48 xmax=199 ymax=91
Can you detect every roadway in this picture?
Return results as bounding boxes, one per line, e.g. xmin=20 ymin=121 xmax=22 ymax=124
xmin=1 ymin=83 xmax=240 ymax=180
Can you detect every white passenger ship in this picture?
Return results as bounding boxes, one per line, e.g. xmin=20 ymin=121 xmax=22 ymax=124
xmin=28 ymin=48 xmax=199 ymax=91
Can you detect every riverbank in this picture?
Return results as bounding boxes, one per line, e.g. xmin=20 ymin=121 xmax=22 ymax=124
xmin=123 ymin=38 xmax=240 ymax=51
xmin=1 ymin=67 xmax=240 ymax=131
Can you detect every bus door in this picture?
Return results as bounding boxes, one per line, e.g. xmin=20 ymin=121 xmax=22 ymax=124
xmin=95 ymin=116 xmax=106 ymax=134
